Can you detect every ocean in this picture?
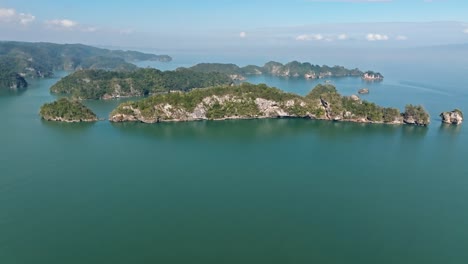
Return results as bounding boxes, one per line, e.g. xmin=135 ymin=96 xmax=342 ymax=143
xmin=1 ymin=49 xmax=467 ymax=263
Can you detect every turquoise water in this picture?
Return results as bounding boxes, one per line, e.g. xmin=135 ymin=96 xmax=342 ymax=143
xmin=1 ymin=56 xmax=468 ymax=263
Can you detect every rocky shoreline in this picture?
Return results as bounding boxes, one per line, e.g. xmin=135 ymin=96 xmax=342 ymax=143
xmin=39 ymin=98 xmax=98 ymax=123
xmin=109 ymin=83 xmax=430 ymax=126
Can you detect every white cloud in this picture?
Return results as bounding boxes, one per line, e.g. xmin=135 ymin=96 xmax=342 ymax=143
xmin=463 ymin=28 xmax=468 ymax=34
xmin=0 ymin=8 xmax=15 ymax=20
xmin=239 ymin=31 xmax=247 ymax=38
xmin=0 ymin=7 xmax=35 ymax=25
xmin=337 ymin=34 xmax=348 ymax=40
xmin=366 ymin=33 xmax=389 ymax=41
xmin=296 ymin=34 xmax=324 ymax=41
xmin=296 ymin=33 xmax=350 ymax=41
xmin=45 ymin=19 xmax=78 ymax=29
xmin=396 ymin=35 xmax=408 ymax=40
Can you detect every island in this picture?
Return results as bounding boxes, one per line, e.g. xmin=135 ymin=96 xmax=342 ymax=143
xmin=358 ymin=88 xmax=369 ymax=94
xmin=403 ymin=105 xmax=431 ymax=126
xmin=440 ymin=109 xmax=463 ymax=125
xmin=0 ymin=41 xmax=172 ymax=89
xmin=39 ymin=98 xmax=98 ymax=122
xmin=109 ymin=83 xmax=430 ymax=126
xmin=181 ymin=61 xmax=365 ymax=80
xmin=362 ymin=71 xmax=384 ymax=81
xmin=50 ymin=68 xmax=232 ymax=99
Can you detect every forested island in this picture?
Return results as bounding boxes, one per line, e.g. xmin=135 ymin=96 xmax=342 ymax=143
xmin=50 ymin=68 xmax=232 ymax=99
xmin=109 ymin=83 xmax=430 ymax=126
xmin=0 ymin=41 xmax=171 ymax=89
xmin=40 ymin=98 xmax=98 ymax=122
xmin=181 ymin=61 xmax=365 ymax=80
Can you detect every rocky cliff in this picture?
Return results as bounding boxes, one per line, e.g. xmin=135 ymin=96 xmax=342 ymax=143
xmin=440 ymin=109 xmax=463 ymax=125
xmin=0 ymin=72 xmax=28 ymax=90
xmin=403 ymin=104 xmax=431 ymax=126
xmin=109 ymin=83 xmax=421 ymax=126
xmin=362 ymin=71 xmax=384 ymax=81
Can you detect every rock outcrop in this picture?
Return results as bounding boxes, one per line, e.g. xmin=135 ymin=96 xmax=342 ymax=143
xmin=440 ymin=109 xmax=463 ymax=125
xmin=0 ymin=72 xmax=28 ymax=90
xmin=358 ymin=88 xmax=369 ymax=94
xmin=403 ymin=104 xmax=430 ymax=126
xmin=362 ymin=71 xmax=384 ymax=81
xmin=109 ymin=83 xmax=415 ymax=126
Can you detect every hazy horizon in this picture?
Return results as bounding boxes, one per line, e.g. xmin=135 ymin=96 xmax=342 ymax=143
xmin=2 ymin=1 xmax=468 ymax=54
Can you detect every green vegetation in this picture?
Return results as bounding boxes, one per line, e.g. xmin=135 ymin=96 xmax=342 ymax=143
xmin=306 ymin=84 xmax=401 ymax=122
xmin=111 ymin=83 xmax=405 ymax=124
xmin=112 ymin=83 xmax=302 ymax=119
xmin=40 ymin=98 xmax=98 ymax=122
xmin=403 ymin=104 xmax=430 ymax=126
xmin=0 ymin=41 xmax=172 ymax=89
xmin=182 ymin=61 xmax=364 ymax=79
xmin=51 ymin=68 xmax=233 ymax=99
xmin=0 ymin=59 xmax=27 ymax=89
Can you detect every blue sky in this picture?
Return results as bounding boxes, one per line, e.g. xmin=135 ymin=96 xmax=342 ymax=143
xmin=1 ymin=0 xmax=468 ymax=51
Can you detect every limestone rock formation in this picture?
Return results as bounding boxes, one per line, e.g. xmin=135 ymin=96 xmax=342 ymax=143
xmin=440 ymin=109 xmax=463 ymax=125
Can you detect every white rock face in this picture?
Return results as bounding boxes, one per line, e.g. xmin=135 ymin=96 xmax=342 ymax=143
xmin=440 ymin=110 xmax=463 ymax=125
xmin=254 ymin=98 xmax=288 ymax=117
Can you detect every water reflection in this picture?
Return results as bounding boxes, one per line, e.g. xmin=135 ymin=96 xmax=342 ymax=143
xmin=400 ymin=125 xmax=429 ymax=138
xmin=438 ymin=123 xmax=462 ymax=137
xmin=0 ymin=88 xmax=27 ymax=96
xmin=41 ymin=120 xmax=96 ymax=133
xmin=111 ymin=118 xmax=406 ymax=142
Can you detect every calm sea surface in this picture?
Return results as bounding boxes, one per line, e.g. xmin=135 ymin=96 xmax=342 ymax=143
xmin=1 ymin=54 xmax=468 ymax=264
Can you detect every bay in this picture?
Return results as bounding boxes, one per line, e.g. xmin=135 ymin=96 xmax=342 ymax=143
xmin=1 ymin=53 xmax=468 ymax=264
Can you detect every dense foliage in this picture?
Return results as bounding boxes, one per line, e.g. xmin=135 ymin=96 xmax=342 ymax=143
xmin=111 ymin=83 xmax=404 ymax=123
xmin=0 ymin=58 xmax=27 ymax=89
xmin=111 ymin=83 xmax=304 ymax=120
xmin=183 ymin=61 xmax=364 ymax=78
xmin=0 ymin=41 xmax=172 ymax=89
xmin=306 ymin=84 xmax=401 ymax=122
xmin=404 ymin=104 xmax=430 ymax=125
xmin=51 ymin=68 xmax=233 ymax=99
xmin=40 ymin=98 xmax=97 ymax=122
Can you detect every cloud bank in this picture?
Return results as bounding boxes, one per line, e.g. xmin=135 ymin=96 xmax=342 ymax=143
xmin=0 ymin=7 xmax=35 ymax=25
xmin=366 ymin=33 xmax=389 ymax=41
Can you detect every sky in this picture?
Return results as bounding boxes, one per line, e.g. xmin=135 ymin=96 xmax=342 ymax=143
xmin=1 ymin=0 xmax=468 ymax=53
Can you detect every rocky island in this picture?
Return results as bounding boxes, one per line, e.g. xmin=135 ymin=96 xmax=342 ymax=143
xmin=40 ymin=98 xmax=98 ymax=122
xmin=440 ymin=109 xmax=463 ymax=125
xmin=182 ymin=61 xmax=364 ymax=80
xmin=403 ymin=105 xmax=431 ymax=126
xmin=362 ymin=71 xmax=384 ymax=81
xmin=358 ymin=88 xmax=369 ymax=94
xmin=50 ymin=68 xmax=232 ymax=99
xmin=109 ymin=83 xmax=430 ymax=126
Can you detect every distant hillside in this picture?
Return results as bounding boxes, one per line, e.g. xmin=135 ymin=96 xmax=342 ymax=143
xmin=182 ymin=61 xmax=363 ymax=80
xmin=50 ymin=68 xmax=232 ymax=99
xmin=0 ymin=41 xmax=171 ymax=89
